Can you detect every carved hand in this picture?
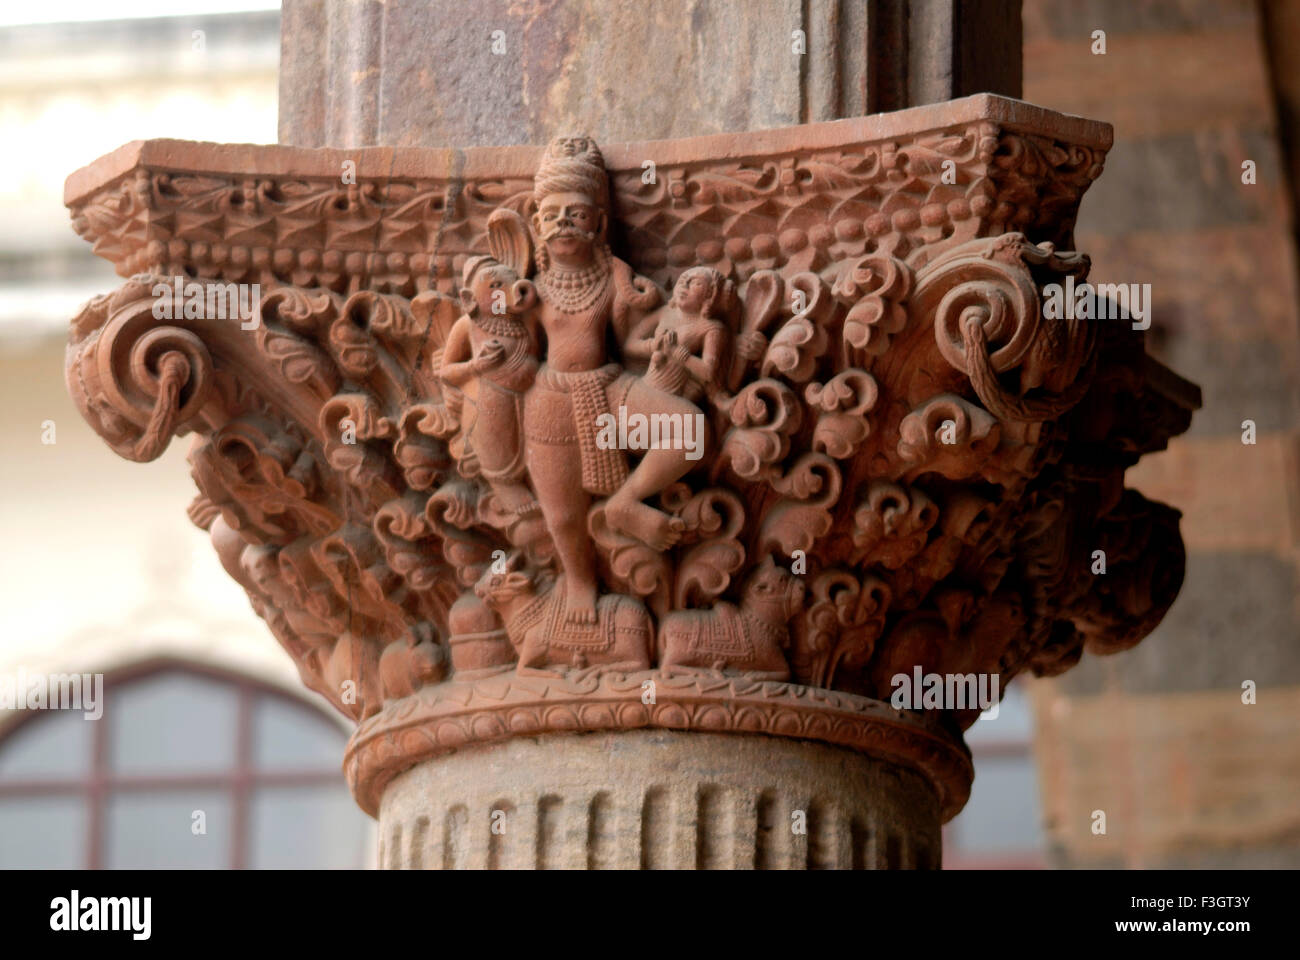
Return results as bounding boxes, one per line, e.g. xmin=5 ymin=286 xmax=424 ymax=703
xmin=473 ymin=339 xmax=507 ymax=372
xmin=652 ymin=326 xmax=678 ymax=353
xmin=648 ymin=345 xmax=688 ymax=394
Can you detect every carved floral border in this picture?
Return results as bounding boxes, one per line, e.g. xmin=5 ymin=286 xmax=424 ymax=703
xmin=344 ymin=668 xmax=975 ymax=820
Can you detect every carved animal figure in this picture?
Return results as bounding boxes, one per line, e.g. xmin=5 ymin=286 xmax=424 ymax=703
xmin=659 ymin=556 xmax=805 ymax=680
xmin=474 ymin=553 xmax=652 ymax=675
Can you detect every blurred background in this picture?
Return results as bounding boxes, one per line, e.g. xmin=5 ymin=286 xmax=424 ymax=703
xmin=0 ymin=0 xmax=374 ymax=869
xmin=0 ymin=0 xmax=1295 ymax=869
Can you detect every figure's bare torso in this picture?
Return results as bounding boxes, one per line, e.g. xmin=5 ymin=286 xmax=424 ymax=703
xmin=535 ymin=269 xmax=618 ymax=371
xmin=663 ymin=316 xmax=720 ymax=352
xmin=538 ymin=299 xmax=609 ymax=372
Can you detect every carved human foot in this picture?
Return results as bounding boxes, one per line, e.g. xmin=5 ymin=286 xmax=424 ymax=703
xmin=604 ymin=496 xmax=685 ymax=550
xmin=563 ymin=580 xmax=598 ymax=625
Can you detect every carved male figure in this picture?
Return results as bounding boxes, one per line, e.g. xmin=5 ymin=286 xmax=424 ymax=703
xmin=521 ymin=135 xmax=706 ymax=622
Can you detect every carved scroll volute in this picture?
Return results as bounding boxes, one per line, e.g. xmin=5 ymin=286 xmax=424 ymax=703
xmin=68 ymin=276 xmax=354 ymax=465
xmin=910 ymin=233 xmax=1098 ymax=421
xmin=67 ymin=277 xmax=215 ymax=462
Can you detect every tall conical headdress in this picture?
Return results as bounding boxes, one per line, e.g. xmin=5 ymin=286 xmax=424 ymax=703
xmin=533 ymin=135 xmax=609 ymax=210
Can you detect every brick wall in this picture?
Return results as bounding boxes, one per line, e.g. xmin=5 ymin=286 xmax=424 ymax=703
xmin=1023 ymin=0 xmax=1300 ymax=867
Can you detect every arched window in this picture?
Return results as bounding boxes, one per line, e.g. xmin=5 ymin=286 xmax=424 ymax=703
xmin=0 ymin=659 xmax=370 ymax=868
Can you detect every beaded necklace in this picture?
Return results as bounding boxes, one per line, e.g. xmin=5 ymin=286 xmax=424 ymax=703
xmin=536 ymin=247 xmax=612 ymax=315
xmin=470 ymin=310 xmax=528 ymax=338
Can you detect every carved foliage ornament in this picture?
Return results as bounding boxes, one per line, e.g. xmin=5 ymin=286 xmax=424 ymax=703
xmin=64 ymin=96 xmax=1198 ymax=818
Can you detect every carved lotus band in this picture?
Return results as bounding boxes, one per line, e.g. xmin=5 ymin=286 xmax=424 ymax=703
xmin=64 ymin=96 xmax=1199 ymax=819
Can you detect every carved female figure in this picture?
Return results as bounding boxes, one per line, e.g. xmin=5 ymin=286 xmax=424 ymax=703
xmin=625 ymin=265 xmax=736 ymax=403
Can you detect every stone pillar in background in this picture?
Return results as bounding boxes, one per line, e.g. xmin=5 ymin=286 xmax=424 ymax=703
xmin=63 ymin=2 xmax=1199 ymax=869
xmin=277 ymin=0 xmax=1021 ymax=148
xmin=1021 ymin=0 xmax=1300 ymax=869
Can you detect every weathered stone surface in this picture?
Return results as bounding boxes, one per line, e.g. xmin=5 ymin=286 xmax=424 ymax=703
xmin=1024 ymin=22 xmax=1275 ymax=139
xmin=1080 ymin=132 xmax=1283 ymax=237
xmin=278 ymin=0 xmax=1021 ymax=149
xmin=1033 ymin=683 xmax=1300 ymax=867
xmin=379 ymin=730 xmax=942 ymax=869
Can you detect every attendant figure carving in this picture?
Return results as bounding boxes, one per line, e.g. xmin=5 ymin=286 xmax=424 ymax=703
xmin=437 ymin=254 xmax=547 ymax=554
xmin=626 ymin=265 xmax=736 ymax=403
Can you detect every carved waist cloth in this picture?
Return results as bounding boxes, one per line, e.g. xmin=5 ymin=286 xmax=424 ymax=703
xmin=524 ymin=363 xmax=630 ymax=496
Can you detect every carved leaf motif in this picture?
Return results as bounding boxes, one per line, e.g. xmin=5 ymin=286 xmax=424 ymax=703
xmin=257 ymin=327 xmax=340 ymax=398
xmin=834 ymin=254 xmax=913 ymax=361
xmin=792 ymin=569 xmax=856 ymax=687
xmin=662 ymin=485 xmax=747 ymax=608
xmin=328 ymin=310 xmax=380 ymax=379
xmin=194 ymin=419 xmax=337 ymax=544
xmin=805 ymin=368 xmax=879 ymax=459
xmin=760 ymin=273 xmax=834 ymax=383
xmin=897 ymin=393 xmax=1000 ymax=478
xmin=800 ymin=156 xmax=878 ymax=192
xmin=345 ymin=290 xmax=422 ymax=350
xmin=588 ymin=504 xmax=671 ymax=612
xmin=321 ymin=393 xmax=394 ymax=441
xmin=427 ymin=478 xmax=480 ymax=531
xmin=760 ymin=453 xmax=842 ymax=556
xmin=852 ymin=481 xmax=939 ymax=569
xmin=309 ymin=526 xmax=406 ymax=635
xmin=726 ymin=270 xmax=784 ymax=391
xmin=75 ymin=181 xmax=147 ymax=254
xmin=394 ymin=403 xmax=453 ymax=490
xmin=714 ymin=378 xmax=802 ymax=482
xmin=374 ymin=493 xmax=448 ymax=593
xmin=262 ymin=286 xmax=340 ymax=337
xmin=791 ymin=567 xmax=887 ymax=689
xmin=320 ymin=393 xmax=398 ymax=492
xmin=825 ymin=575 xmax=891 ymax=690
xmin=153 ymin=172 xmax=239 ymax=208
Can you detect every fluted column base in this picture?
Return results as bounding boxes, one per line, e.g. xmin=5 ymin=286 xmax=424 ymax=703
xmin=376 ymin=730 xmax=941 ymax=869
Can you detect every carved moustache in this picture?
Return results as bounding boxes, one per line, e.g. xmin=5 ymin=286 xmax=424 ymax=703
xmin=541 ymin=225 xmax=598 ymax=243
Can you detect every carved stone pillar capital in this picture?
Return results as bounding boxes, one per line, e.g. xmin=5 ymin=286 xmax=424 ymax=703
xmin=64 ymin=94 xmax=1199 ymax=867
